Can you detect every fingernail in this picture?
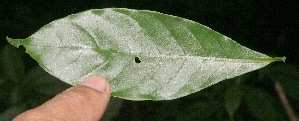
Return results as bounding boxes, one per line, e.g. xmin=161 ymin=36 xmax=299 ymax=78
xmin=80 ymin=75 xmax=108 ymax=92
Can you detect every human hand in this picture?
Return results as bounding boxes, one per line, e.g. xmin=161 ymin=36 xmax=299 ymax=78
xmin=14 ymin=76 xmax=111 ymax=121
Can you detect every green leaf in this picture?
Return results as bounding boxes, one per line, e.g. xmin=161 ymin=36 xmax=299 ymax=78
xmin=101 ymin=97 xmax=124 ymax=121
xmin=0 ymin=45 xmax=25 ymax=82
xmin=0 ymin=105 xmax=26 ymax=121
xmin=224 ymin=85 xmax=243 ymax=120
xmin=6 ymin=8 xmax=284 ymax=100
xmin=26 ymin=66 xmax=70 ymax=96
xmin=261 ymin=64 xmax=299 ymax=100
xmin=0 ymin=78 xmax=4 ymax=86
xmin=244 ymin=87 xmax=281 ymax=121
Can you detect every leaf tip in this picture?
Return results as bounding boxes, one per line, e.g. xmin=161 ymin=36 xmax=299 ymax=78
xmin=281 ymin=56 xmax=286 ymax=62
xmin=6 ymin=36 xmax=26 ymax=48
xmin=273 ymin=56 xmax=286 ymax=62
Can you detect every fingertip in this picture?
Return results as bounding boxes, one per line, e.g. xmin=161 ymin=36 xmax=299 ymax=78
xmin=80 ymin=75 xmax=110 ymax=93
xmin=14 ymin=75 xmax=112 ymax=121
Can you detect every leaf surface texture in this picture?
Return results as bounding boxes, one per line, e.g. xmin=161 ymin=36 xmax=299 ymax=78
xmin=7 ymin=8 xmax=280 ymax=100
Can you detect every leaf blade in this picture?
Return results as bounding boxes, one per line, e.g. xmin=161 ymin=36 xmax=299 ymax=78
xmin=7 ymin=8 xmax=282 ymax=100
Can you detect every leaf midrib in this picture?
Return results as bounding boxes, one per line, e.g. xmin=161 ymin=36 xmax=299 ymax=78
xmin=26 ymin=44 xmax=272 ymax=63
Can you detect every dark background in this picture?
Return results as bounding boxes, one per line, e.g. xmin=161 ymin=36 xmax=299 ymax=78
xmin=1 ymin=0 xmax=298 ymax=120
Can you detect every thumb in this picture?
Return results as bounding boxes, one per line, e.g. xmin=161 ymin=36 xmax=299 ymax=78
xmin=14 ymin=76 xmax=111 ymax=121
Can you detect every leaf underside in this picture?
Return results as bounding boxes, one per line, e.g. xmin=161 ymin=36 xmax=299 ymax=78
xmin=7 ymin=8 xmax=281 ymax=100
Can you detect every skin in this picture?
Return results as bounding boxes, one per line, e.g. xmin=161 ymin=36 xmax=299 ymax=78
xmin=13 ymin=76 xmax=111 ymax=121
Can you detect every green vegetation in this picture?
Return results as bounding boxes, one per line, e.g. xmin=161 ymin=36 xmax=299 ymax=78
xmin=7 ymin=8 xmax=284 ymax=100
xmin=1 ymin=1 xmax=297 ymax=120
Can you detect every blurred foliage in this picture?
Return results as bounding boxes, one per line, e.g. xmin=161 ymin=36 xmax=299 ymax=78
xmin=0 ymin=0 xmax=298 ymax=120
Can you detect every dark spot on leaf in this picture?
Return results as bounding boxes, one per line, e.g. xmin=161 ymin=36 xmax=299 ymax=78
xmin=135 ymin=57 xmax=141 ymax=63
